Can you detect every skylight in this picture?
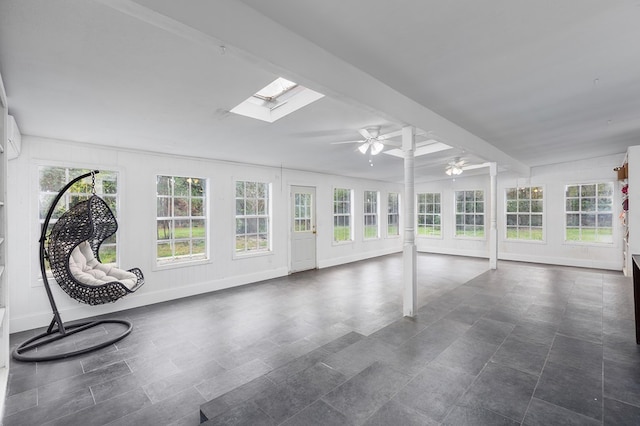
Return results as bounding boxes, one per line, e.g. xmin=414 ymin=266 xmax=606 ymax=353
xmin=231 ymin=77 xmax=324 ymax=123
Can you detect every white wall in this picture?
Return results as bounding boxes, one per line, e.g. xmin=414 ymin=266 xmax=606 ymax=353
xmin=7 ymin=136 xmax=403 ymax=332
xmin=416 ymin=154 xmax=625 ymax=270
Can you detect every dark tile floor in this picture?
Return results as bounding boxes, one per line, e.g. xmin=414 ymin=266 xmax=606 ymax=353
xmin=3 ymin=253 xmax=640 ymax=425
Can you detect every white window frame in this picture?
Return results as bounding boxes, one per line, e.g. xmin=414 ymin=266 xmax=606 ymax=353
xmin=387 ymin=192 xmax=400 ymax=238
xmin=234 ymin=180 xmax=272 ymax=257
xmin=38 ymin=165 xmax=120 ymax=268
xmin=564 ymin=182 xmax=614 ymax=245
xmin=333 ymin=187 xmax=353 ymax=244
xmin=454 ymin=190 xmax=485 ymax=239
xmin=364 ymin=190 xmax=379 ymax=240
xmin=417 ymin=192 xmax=442 ymax=238
xmin=156 ymin=175 xmax=209 ymax=268
xmin=505 ymin=186 xmax=545 ymax=242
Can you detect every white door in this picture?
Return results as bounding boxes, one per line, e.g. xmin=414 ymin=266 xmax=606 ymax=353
xmin=291 ymin=186 xmax=317 ymax=272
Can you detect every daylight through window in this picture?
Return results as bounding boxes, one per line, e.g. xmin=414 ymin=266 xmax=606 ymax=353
xmin=235 ymin=181 xmax=270 ymax=253
xmin=565 ymin=182 xmax=613 ymax=243
xmin=157 ymin=175 xmax=207 ymax=264
xmin=506 ymin=186 xmax=543 ymax=241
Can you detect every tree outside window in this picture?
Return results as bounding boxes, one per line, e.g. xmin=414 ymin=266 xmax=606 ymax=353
xmin=157 ymin=175 xmax=207 ymax=264
xmin=417 ymin=192 xmax=441 ymax=237
xmin=333 ymin=188 xmax=352 ymax=242
xmin=506 ymin=186 xmax=543 ymax=241
xmin=455 ymin=190 xmax=484 ymax=238
xmin=235 ymin=180 xmax=270 ymax=253
xmin=364 ymin=190 xmax=379 ymax=239
xmin=39 ymin=166 xmax=118 ymax=267
xmin=387 ymin=193 xmax=400 ymax=236
xmin=565 ymin=182 xmax=613 ymax=243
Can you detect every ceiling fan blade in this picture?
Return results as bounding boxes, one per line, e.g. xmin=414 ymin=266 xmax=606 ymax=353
xmin=330 ymin=139 xmax=365 ymax=145
xmin=358 ymin=128 xmax=373 ymax=139
xmin=378 ymin=129 xmax=402 ymax=140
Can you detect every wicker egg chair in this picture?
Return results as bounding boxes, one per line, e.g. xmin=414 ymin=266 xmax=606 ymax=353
xmin=13 ymin=171 xmax=144 ymax=361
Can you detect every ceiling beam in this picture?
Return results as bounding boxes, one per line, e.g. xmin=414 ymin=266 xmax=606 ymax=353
xmin=98 ymin=0 xmax=530 ymax=176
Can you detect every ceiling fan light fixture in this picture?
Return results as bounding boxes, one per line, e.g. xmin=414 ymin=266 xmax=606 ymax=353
xmin=445 ymin=165 xmax=463 ymax=176
xmin=358 ymin=143 xmax=369 ymax=154
xmin=371 ymin=141 xmax=384 ymax=155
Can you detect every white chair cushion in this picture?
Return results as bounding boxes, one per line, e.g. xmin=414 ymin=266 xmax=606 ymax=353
xmin=68 ymin=242 xmax=138 ymax=290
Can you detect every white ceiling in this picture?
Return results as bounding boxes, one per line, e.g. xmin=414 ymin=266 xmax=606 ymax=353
xmin=1 ymin=0 xmax=639 ymax=183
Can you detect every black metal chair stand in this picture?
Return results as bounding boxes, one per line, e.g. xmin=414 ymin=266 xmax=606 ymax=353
xmin=13 ymin=171 xmax=144 ymax=362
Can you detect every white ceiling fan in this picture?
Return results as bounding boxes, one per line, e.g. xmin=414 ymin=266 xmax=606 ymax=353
xmin=331 ymin=127 xmax=401 ymax=156
xmin=446 ymin=157 xmax=466 ymax=176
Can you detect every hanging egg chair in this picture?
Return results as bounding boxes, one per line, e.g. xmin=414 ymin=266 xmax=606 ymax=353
xmin=13 ymin=170 xmax=144 ymax=361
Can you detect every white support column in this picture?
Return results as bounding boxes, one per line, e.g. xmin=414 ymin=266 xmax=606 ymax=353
xmin=402 ymin=126 xmax=417 ymax=317
xmin=489 ymin=162 xmax=498 ymax=269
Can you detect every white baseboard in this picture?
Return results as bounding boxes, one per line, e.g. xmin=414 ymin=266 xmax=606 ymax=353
xmin=10 ymin=267 xmax=289 ymax=333
xmin=498 ymin=252 xmax=621 ymax=271
xmin=317 ymin=247 xmax=402 ymax=269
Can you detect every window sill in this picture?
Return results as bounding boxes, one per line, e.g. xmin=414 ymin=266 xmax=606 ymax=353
xmin=332 ymin=240 xmax=354 ymax=247
xmin=153 ymin=257 xmax=211 ymax=271
xmin=503 ymin=238 xmax=547 ymax=244
xmin=233 ymin=250 xmax=273 ymax=260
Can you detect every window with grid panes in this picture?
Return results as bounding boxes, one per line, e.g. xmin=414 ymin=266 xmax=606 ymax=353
xmin=333 ymin=188 xmax=352 ymax=242
xmin=294 ymin=193 xmax=312 ymax=232
xmin=417 ymin=192 xmax=441 ymax=237
xmin=565 ymin=182 xmax=613 ymax=243
xmin=39 ymin=166 xmax=119 ymax=271
xmin=387 ymin=193 xmax=400 ymax=236
xmin=157 ymin=175 xmax=207 ymax=264
xmin=455 ymin=190 xmax=485 ymax=238
xmin=235 ymin=181 xmax=270 ymax=253
xmin=506 ymin=186 xmax=544 ymax=241
xmin=364 ymin=190 xmax=379 ymax=239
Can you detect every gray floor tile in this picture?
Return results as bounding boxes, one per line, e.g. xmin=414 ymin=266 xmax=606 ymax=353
xmin=395 ymin=363 xmax=476 ymax=422
xmin=604 ymin=358 xmax=640 ymax=407
xmin=431 ymin=335 xmax=498 ymax=375
xmin=3 ymin=389 xmax=94 ymax=426
xmin=281 ymin=400 xmax=353 ymax=426
xmin=363 ymin=400 xmax=437 ymax=426
xmin=322 ymin=361 xmax=411 ymax=424
xmin=207 ymin=400 xmax=276 ymax=426
xmin=534 ymin=360 xmax=603 ymax=420
xmin=491 ymin=334 xmax=551 ymax=376
xmin=108 ymin=387 xmax=206 ymax=426
xmin=44 ymin=387 xmax=151 ymax=426
xmin=458 ymin=362 xmax=538 ymax=422
xmin=522 ymin=397 xmax=601 ymax=425
xmin=3 ymin=255 xmax=635 ymax=426
xmin=548 ymin=334 xmax=603 ymax=372
xmin=463 ymin=318 xmax=514 ymax=346
xmin=604 ymin=397 xmax=640 ymax=425
xmin=443 ymin=404 xmax=520 ymax=425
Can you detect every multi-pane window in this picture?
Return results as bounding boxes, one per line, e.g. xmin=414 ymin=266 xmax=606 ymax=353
xmin=333 ymin=188 xmax=352 ymax=242
xmin=157 ymin=175 xmax=207 ymax=264
xmin=417 ymin=193 xmax=441 ymax=237
xmin=565 ymin=182 xmax=613 ymax=243
xmin=506 ymin=187 xmax=544 ymax=241
xmin=364 ymin=190 xmax=379 ymax=239
xmin=235 ymin=181 xmax=270 ymax=253
xmin=387 ymin=193 xmax=400 ymax=236
xmin=294 ymin=193 xmax=312 ymax=232
xmin=455 ymin=190 xmax=485 ymax=238
xmin=39 ymin=166 xmax=118 ymax=267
